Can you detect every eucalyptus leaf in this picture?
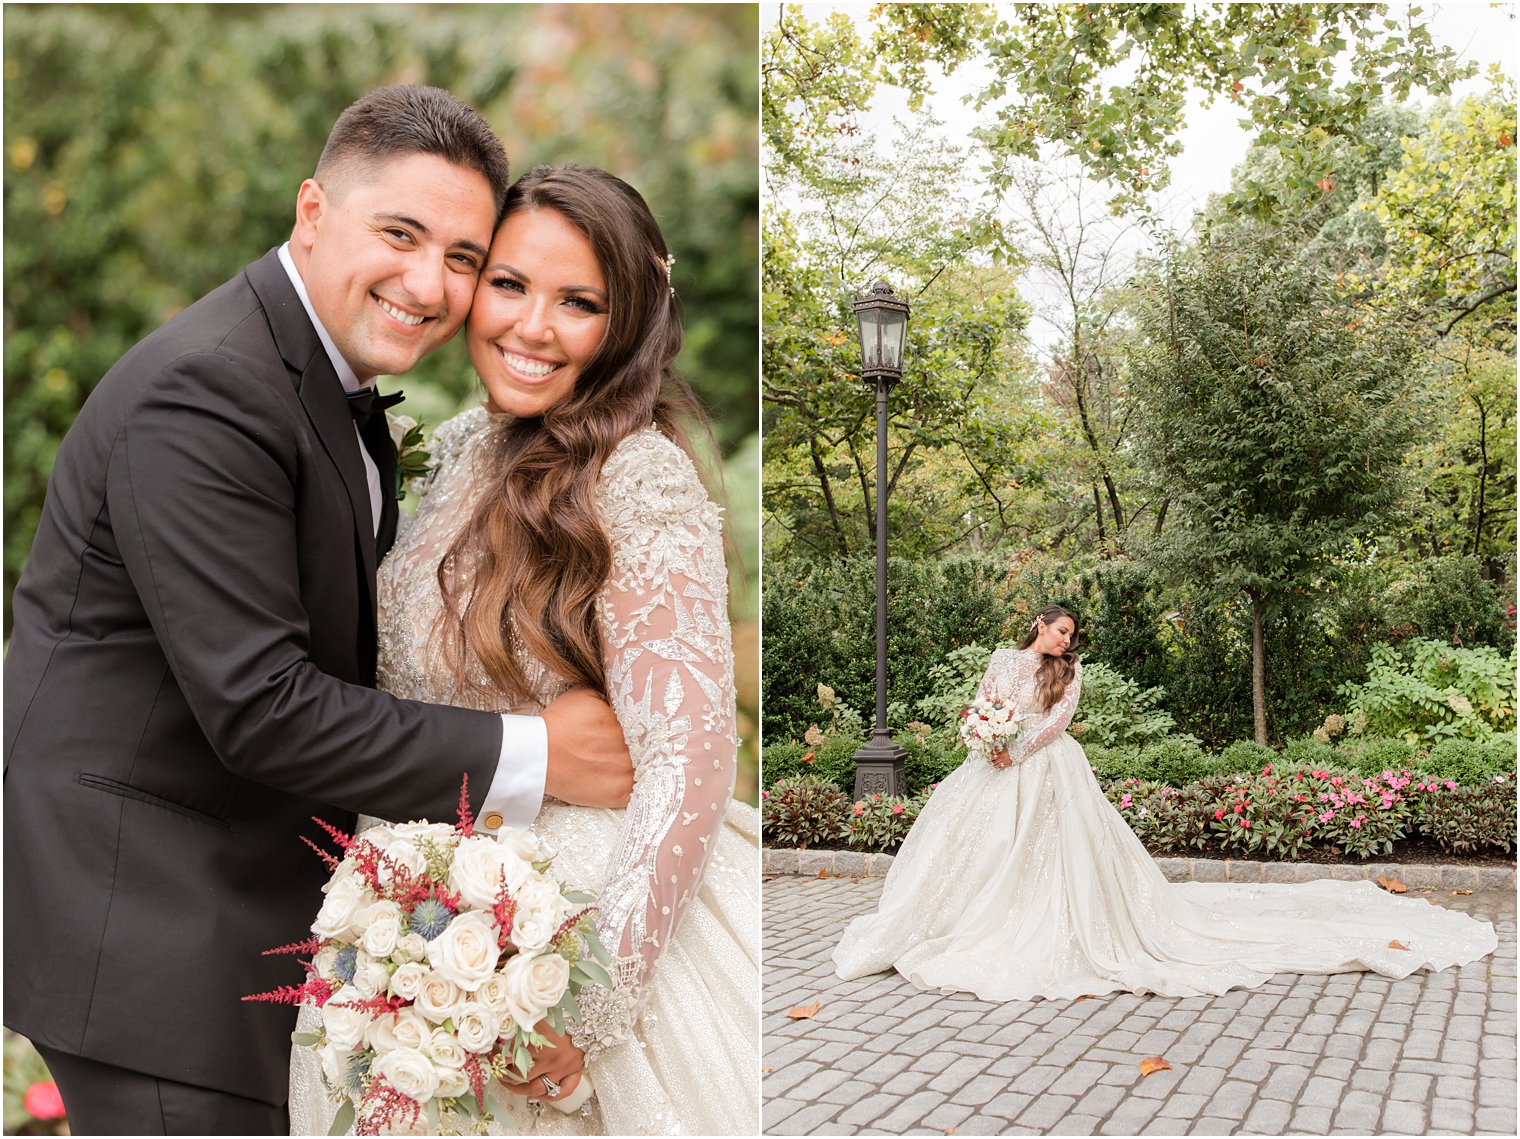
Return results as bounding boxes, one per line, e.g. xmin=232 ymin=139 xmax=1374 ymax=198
xmin=328 ymin=1099 xmax=355 ymax=1136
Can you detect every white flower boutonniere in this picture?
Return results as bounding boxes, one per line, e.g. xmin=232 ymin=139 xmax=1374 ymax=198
xmin=386 ymin=413 xmax=433 ymax=503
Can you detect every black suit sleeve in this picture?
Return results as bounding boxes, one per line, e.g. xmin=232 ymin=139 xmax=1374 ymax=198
xmin=108 ymin=352 xmax=501 ymax=820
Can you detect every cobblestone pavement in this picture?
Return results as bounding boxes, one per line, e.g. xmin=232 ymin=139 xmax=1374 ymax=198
xmin=762 ymin=874 xmax=1516 ymax=1136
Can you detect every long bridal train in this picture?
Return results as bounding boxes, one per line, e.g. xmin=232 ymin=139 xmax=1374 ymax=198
xmin=833 ymin=647 xmax=1498 ymax=1000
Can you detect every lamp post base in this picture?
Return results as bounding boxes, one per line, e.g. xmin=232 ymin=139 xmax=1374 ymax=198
xmin=851 ymin=734 xmax=909 ymax=800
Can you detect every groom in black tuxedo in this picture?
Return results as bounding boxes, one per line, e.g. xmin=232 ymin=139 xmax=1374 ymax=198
xmin=4 ymin=86 xmax=627 ymax=1134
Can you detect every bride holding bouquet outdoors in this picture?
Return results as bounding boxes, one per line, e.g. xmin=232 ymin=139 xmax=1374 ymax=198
xmin=834 ymin=606 xmax=1498 ymax=997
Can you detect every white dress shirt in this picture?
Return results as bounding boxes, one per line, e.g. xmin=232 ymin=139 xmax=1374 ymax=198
xmin=277 ymin=243 xmax=546 ymax=830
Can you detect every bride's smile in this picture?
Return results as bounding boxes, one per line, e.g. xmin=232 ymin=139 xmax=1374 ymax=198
xmin=468 ymin=207 xmax=610 ymax=418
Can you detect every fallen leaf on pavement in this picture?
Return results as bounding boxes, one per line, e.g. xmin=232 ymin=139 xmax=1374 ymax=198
xmin=787 ymin=1000 xmax=821 ymax=1020
xmin=1389 ymin=940 xmax=1409 ymax=951
xmin=1377 ymin=876 xmax=1407 ymax=894
xmin=1139 ymin=1056 xmax=1172 ymax=1077
xmin=816 ymin=869 xmax=831 ymax=879
xmin=762 ymin=1068 xmax=773 ymax=1075
xmin=1427 ymin=899 xmax=1438 ymax=906
xmin=1452 ymin=889 xmax=1473 ymax=896
xmin=1075 ymin=995 xmax=1100 ymax=1002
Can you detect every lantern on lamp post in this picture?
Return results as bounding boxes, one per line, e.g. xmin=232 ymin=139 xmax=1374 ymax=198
xmin=849 ymin=279 xmax=910 ymax=801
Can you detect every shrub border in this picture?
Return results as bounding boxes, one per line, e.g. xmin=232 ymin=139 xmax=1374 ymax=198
xmin=761 ymin=847 xmax=1516 ymax=891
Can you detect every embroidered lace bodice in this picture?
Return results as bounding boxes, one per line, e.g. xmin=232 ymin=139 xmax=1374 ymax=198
xmin=377 ymin=406 xmax=736 ymax=1057
xmin=975 ymin=648 xmax=1083 ymax=763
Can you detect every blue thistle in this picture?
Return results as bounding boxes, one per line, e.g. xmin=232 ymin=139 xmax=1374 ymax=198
xmin=333 ymin=945 xmax=358 ymax=985
xmin=343 ymin=1051 xmax=371 ymax=1096
xmin=407 ymin=898 xmax=453 ymax=941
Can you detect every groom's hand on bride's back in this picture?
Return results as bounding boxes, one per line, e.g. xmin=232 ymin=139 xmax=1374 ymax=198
xmin=541 ymin=687 xmax=635 ymax=809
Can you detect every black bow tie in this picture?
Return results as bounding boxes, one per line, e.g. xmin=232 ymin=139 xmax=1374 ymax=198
xmin=346 ymin=387 xmax=406 ymax=430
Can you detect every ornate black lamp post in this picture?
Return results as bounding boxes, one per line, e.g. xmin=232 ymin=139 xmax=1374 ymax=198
xmin=850 ymin=279 xmax=910 ymax=801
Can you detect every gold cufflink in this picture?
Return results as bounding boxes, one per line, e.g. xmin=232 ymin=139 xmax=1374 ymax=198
xmin=483 ymin=812 xmax=504 ymax=830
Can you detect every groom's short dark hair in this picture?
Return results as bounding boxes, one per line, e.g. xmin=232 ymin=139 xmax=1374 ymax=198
xmin=315 ymin=85 xmax=510 ymax=219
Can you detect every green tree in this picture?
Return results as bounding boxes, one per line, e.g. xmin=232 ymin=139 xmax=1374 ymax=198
xmin=761 ymin=101 xmax=1040 ymax=559
xmin=1368 ymin=81 xmax=1517 ymax=340
xmin=1129 ymin=226 xmax=1421 ymax=743
xmin=870 ymin=3 xmax=1475 ymax=211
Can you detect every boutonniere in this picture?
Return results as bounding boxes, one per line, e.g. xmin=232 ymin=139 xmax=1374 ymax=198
xmin=386 ymin=413 xmax=433 ymax=502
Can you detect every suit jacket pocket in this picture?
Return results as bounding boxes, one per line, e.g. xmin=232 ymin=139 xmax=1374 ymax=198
xmin=77 ymin=772 xmax=233 ymax=830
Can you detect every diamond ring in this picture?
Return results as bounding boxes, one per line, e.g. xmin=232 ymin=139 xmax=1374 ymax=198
xmin=540 ymin=1075 xmax=562 ymax=1099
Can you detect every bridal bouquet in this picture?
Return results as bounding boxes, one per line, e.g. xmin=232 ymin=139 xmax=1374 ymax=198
xmin=959 ymin=693 xmax=1027 ymax=767
xmin=247 ymin=778 xmax=610 ymax=1136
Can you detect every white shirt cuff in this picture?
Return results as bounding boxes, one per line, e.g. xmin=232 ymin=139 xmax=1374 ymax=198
xmin=479 ymin=714 xmax=547 ymax=832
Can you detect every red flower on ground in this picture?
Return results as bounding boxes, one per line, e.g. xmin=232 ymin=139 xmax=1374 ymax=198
xmin=24 ymin=1081 xmax=66 ymax=1121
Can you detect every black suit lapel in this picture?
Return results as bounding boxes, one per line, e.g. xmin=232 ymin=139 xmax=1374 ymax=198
xmin=243 ymin=250 xmax=380 ymax=622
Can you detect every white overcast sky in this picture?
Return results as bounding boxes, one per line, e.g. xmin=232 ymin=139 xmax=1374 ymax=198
xmin=768 ymin=1 xmax=1518 ymax=352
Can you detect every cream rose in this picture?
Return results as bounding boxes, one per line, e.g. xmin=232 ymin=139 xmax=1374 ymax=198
xmin=377 ymin=839 xmax=429 ymax=889
xmin=394 ymin=932 xmax=428 ymax=964
xmin=473 ymin=973 xmax=514 ymax=1021
xmin=448 ymin=836 xmax=516 ymax=909
xmin=392 ymin=820 xmax=458 ymax=843
xmin=434 ymin=1064 xmax=471 ymax=1100
xmin=312 ymin=944 xmax=340 ymax=984
xmin=413 ymin=972 xmax=464 ymax=1024
xmin=359 ymin=901 xmax=404 ymax=958
xmin=390 ymin=961 xmax=429 ymax=1002
xmin=312 ymin=875 xmax=371 ymax=940
xmin=350 ymin=954 xmax=390 ymax=1000
xmin=507 ymin=876 xmax=571 ymax=953
xmin=498 ymin=951 xmax=570 ymax=1032
xmin=366 ymin=1006 xmax=429 ymax=1055
xmin=321 ymin=995 xmax=371 ymax=1052
xmin=426 ymin=1028 xmax=468 ymax=1072
xmin=495 ymin=827 xmax=546 ymax=865
xmin=319 ymin=1041 xmax=350 ymax=1089
xmin=373 ymin=1047 xmax=439 ymax=1104
xmin=452 ymin=1001 xmax=501 ymax=1054
xmin=427 ymin=911 xmax=501 ymax=992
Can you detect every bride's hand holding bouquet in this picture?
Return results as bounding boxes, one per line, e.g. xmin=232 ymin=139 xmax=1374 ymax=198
xmin=247 ymin=777 xmax=610 ymax=1136
xmin=959 ymin=693 xmax=1027 ymax=771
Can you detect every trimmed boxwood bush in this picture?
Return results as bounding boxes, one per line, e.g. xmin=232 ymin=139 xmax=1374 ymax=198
xmin=1423 ymin=737 xmax=1515 ymax=787
xmin=1335 ymin=737 xmax=1418 ymax=776
xmin=1215 ymin=740 xmax=1277 ymax=775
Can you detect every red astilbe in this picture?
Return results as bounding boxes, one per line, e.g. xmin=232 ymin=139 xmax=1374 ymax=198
xmin=299 ymin=835 xmax=342 ymax=872
xmin=354 ymin=1075 xmax=424 ymax=1137
xmin=335 ymin=993 xmax=407 ymax=1019
xmin=492 ymin=885 xmax=518 ymax=950
xmin=243 ymin=975 xmax=336 ymax=1007
xmin=553 ymin=905 xmax=596 ymax=944
xmin=464 ymin=1052 xmax=490 ymax=1115
xmin=310 ymin=815 xmax=358 ymax=855
xmin=456 ymin=772 xmax=475 ymax=837
xmin=260 ymin=936 xmax=323 ymax=958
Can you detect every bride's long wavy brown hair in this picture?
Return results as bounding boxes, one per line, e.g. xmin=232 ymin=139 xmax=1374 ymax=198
xmin=438 ymin=164 xmax=706 ymax=706
xmin=1016 ymin=604 xmax=1081 ymax=711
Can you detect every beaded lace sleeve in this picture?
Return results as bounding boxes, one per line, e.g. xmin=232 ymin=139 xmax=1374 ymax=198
xmin=1009 ymin=658 xmax=1083 ymax=763
xmin=569 ymin=428 xmax=736 ymax=1058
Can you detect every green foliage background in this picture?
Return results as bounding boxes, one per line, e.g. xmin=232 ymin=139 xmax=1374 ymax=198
xmin=762 ymin=4 xmax=1516 ymax=755
xmin=4 ymin=2 xmax=760 ymax=631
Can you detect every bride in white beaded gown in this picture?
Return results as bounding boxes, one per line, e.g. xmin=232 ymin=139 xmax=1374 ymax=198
xmin=833 ymin=605 xmax=1497 ymax=1000
xmin=289 ymin=165 xmax=758 ymax=1135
